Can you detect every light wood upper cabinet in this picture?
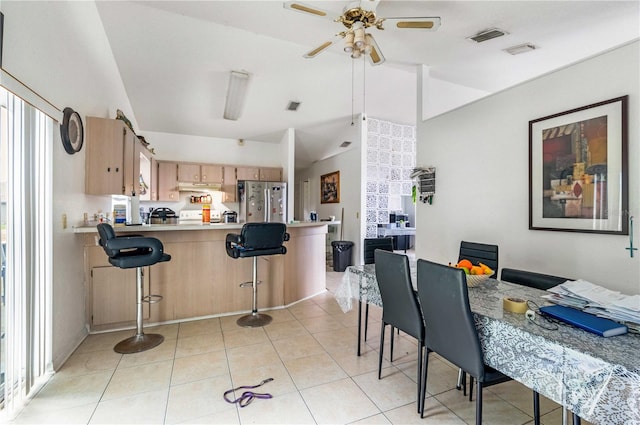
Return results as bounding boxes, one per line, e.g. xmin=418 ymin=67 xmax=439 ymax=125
xmin=85 ymin=117 xmax=143 ymax=196
xmin=177 ymin=163 xmax=223 ymax=183
xmin=236 ymin=166 xmax=260 ymax=181
xmin=235 ymin=166 xmax=282 ymax=182
xmin=86 ymin=118 xmax=125 ymax=195
xmin=177 ymin=163 xmax=200 ymax=183
xmin=150 ymin=157 xmax=159 ymax=201
xmin=259 ymin=167 xmax=282 ymax=182
xmin=158 ymin=162 xmax=179 ymax=201
xmin=201 ymin=164 xmax=223 ymax=183
xmin=222 ymin=166 xmax=237 ymax=202
xmin=138 ymin=143 xmax=155 ymax=201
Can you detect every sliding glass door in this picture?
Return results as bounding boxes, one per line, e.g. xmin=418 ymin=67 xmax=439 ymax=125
xmin=0 ymin=86 xmax=53 ymax=417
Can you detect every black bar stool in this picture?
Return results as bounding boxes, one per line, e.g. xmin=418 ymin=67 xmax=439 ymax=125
xmin=97 ymin=223 xmax=171 ymax=353
xmin=225 ymin=222 xmax=289 ymax=327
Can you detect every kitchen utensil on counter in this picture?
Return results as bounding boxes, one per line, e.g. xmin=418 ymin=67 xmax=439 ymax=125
xmin=223 ymin=210 xmax=238 ymax=223
xmin=150 ymin=207 xmax=178 ymax=224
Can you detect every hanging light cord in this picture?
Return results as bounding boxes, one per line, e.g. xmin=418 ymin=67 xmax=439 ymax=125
xmin=351 ymin=58 xmax=355 ymax=126
xmin=362 ymin=56 xmax=366 ymax=120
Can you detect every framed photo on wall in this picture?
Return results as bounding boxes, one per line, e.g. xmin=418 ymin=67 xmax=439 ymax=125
xmin=320 ymin=171 xmax=340 ymax=204
xmin=529 ymin=95 xmax=628 ymax=234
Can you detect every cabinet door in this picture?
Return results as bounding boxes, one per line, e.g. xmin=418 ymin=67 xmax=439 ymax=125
xmin=137 ymin=141 xmax=153 ymax=200
xmin=177 ymin=163 xmax=200 ymax=182
xmin=158 ymin=162 xmax=179 ymax=201
xmin=85 ymin=117 xmax=125 ymax=195
xmin=91 ymin=266 xmax=149 ymax=326
xmin=222 ymin=166 xmax=237 ymax=202
xmin=259 ymin=167 xmax=282 ymax=181
xmin=236 ymin=166 xmax=260 ymax=181
xmin=200 ymin=164 xmax=223 ymax=183
xmin=150 ymin=157 xmax=158 ymax=201
xmin=122 ymin=127 xmax=139 ymax=195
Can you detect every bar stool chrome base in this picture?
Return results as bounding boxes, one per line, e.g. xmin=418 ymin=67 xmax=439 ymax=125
xmin=237 ymin=312 xmax=272 ymax=328
xmin=114 ymin=333 xmax=164 ymax=354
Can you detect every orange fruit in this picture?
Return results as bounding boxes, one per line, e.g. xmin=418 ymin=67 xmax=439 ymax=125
xmin=470 ymin=266 xmax=484 ymax=275
xmin=457 ymin=259 xmax=473 ymax=270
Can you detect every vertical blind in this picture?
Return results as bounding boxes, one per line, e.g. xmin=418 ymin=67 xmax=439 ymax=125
xmin=0 ymin=86 xmax=53 ymax=418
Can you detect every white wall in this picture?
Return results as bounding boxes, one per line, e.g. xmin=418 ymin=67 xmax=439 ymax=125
xmin=296 ymin=115 xmax=365 ymax=264
xmin=2 ymin=1 xmax=141 ymax=368
xmin=142 ymin=131 xmax=284 ymax=167
xmin=421 ymin=65 xmax=490 ymax=120
xmin=416 ymin=41 xmax=639 ymax=295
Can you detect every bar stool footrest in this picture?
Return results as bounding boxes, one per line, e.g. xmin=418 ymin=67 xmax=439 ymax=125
xmin=239 ymin=280 xmax=262 ymax=288
xmin=142 ymin=294 xmax=163 ymax=304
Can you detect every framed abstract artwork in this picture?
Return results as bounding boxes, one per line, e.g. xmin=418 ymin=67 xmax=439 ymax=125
xmin=529 ymin=96 xmax=628 ymax=234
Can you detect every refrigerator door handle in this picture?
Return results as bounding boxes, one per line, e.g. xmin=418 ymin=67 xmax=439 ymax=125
xmin=264 ymin=188 xmax=270 ymax=222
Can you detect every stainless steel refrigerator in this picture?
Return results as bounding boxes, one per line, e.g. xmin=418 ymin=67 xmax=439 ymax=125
xmin=238 ymin=180 xmax=287 ymax=223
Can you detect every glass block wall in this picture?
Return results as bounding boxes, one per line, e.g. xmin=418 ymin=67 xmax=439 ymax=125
xmin=365 ymin=117 xmax=416 ymax=238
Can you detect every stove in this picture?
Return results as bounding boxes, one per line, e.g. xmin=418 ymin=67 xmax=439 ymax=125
xmin=179 ymin=209 xmax=221 ymax=223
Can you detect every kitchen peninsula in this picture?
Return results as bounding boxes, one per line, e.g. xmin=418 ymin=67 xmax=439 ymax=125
xmin=76 ymin=221 xmax=334 ymax=332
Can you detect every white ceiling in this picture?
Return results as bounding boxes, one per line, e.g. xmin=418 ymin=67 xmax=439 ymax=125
xmin=95 ymin=1 xmax=640 ymax=169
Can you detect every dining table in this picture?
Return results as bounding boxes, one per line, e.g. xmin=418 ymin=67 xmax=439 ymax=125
xmin=334 ymin=263 xmax=640 ymax=425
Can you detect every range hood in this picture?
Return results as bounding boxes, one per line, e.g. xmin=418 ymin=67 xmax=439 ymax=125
xmin=177 ymin=182 xmax=222 ymax=192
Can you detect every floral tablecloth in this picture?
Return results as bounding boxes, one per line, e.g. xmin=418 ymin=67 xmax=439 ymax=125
xmin=335 ymin=265 xmax=640 ymax=425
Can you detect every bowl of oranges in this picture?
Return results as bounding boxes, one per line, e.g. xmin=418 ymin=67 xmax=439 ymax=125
xmin=452 ymin=259 xmax=494 ymax=287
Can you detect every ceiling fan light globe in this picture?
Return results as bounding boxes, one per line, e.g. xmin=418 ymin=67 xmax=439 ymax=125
xmin=344 ymin=44 xmax=353 ymax=53
xmin=354 ymin=26 xmax=365 ymax=47
xmin=351 ymin=50 xmax=362 ymax=58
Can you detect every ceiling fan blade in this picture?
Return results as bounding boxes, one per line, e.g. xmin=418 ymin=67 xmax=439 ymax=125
xmin=383 ymin=16 xmax=441 ymax=31
xmin=284 ymin=1 xmax=333 ymax=19
xmin=365 ymin=34 xmax=385 ymax=66
xmin=303 ymin=33 xmax=345 ymax=58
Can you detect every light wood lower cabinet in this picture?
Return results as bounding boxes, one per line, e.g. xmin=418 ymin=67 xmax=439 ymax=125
xmin=90 ymin=265 xmax=149 ymax=328
xmin=83 ymin=226 xmax=324 ymax=331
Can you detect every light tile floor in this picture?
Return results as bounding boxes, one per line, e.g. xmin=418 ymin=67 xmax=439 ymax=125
xmin=11 ymin=268 xmax=590 ymax=424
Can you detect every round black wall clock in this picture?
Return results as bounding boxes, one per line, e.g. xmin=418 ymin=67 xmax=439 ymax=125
xmin=60 ymin=107 xmax=84 ymax=154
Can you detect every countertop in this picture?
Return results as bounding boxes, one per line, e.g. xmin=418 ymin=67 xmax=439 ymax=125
xmin=73 ymin=220 xmax=340 ymax=233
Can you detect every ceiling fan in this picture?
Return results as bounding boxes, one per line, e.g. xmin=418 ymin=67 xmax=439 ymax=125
xmin=284 ymin=0 xmax=441 ymax=66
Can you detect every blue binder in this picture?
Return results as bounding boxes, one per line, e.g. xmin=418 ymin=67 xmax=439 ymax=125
xmin=539 ymin=304 xmax=628 ymax=337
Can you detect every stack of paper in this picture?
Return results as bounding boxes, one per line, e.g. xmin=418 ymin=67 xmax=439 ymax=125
xmin=543 ymin=279 xmax=640 ymax=332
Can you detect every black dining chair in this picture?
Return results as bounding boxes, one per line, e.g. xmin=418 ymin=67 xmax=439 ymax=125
xmin=375 ymin=250 xmax=425 ymax=414
xmin=457 ymin=240 xmax=499 ymax=393
xmin=459 ymin=241 xmax=499 ymax=278
xmin=500 ymin=268 xmax=571 ymax=291
xmin=416 ymin=259 xmax=540 ymax=424
xmin=361 ymin=237 xmax=395 ymax=344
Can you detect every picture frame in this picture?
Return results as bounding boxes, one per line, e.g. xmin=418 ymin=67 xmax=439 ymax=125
xmin=529 ymin=95 xmax=628 ymax=234
xmin=320 ymin=171 xmax=340 ymax=204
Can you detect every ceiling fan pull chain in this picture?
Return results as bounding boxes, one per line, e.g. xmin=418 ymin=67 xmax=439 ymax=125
xmin=362 ymin=55 xmax=366 ymax=119
xmin=351 ymin=57 xmax=355 ymax=126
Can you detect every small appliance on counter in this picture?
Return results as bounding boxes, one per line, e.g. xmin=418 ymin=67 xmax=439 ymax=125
xmin=222 ymin=210 xmax=237 ymax=223
xmin=150 ymin=207 xmax=178 ymax=224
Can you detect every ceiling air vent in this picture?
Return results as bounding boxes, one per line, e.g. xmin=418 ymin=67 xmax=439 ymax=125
xmin=287 ymin=101 xmax=301 ymax=111
xmin=340 ymin=141 xmax=352 ymax=148
xmin=467 ymin=28 xmax=508 ymax=43
xmin=504 ymin=43 xmax=537 ymax=55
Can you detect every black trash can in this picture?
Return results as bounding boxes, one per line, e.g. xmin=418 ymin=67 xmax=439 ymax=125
xmin=331 ymin=241 xmax=354 ymax=272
